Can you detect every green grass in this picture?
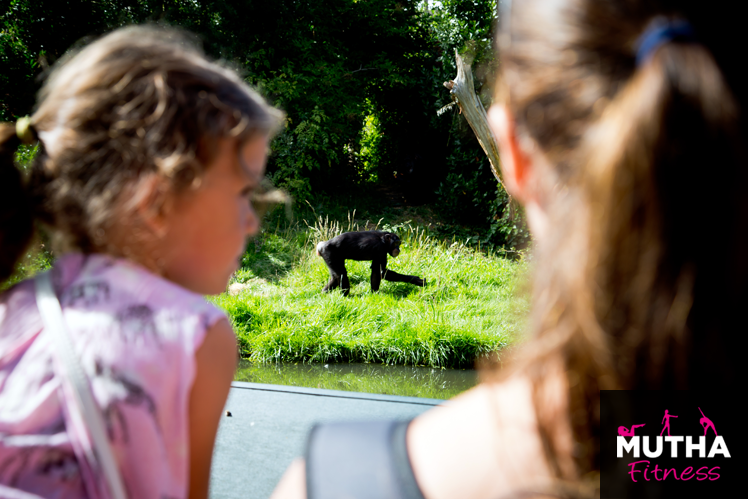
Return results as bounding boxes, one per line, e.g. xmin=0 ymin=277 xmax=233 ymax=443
xmin=1 ymin=201 xmax=530 ymax=369
xmin=210 ymin=212 xmax=529 ymax=369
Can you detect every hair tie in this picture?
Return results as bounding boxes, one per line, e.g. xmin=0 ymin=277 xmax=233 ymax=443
xmin=636 ymin=17 xmax=697 ymax=66
xmin=15 ymin=116 xmax=37 ymax=145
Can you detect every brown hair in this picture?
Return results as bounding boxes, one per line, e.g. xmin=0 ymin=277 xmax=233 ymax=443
xmin=495 ymin=0 xmax=747 ymax=486
xmin=0 ymin=25 xmax=284 ymax=281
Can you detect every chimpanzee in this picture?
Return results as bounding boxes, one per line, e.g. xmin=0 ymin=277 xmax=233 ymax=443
xmin=316 ymin=231 xmax=426 ymax=296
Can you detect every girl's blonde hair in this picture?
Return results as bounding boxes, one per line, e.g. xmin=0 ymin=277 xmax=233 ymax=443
xmin=495 ymin=0 xmax=747 ymax=485
xmin=0 ymin=25 xmax=284 ymax=280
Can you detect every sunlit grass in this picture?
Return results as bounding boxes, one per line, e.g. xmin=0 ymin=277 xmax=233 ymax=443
xmin=211 ymin=214 xmax=530 ymax=369
xmin=1 ymin=207 xmax=530 ymax=369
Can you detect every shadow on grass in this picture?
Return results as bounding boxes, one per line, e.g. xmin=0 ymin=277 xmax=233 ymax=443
xmin=322 ymin=285 xmax=424 ymax=300
xmin=236 ymin=233 xmax=307 ymax=283
xmin=386 ymin=283 xmax=425 ymax=299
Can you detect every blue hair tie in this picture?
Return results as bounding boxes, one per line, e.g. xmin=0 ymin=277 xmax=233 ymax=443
xmin=636 ymin=17 xmax=697 ymax=66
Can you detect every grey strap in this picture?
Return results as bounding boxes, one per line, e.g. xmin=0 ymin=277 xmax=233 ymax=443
xmin=306 ymin=420 xmax=425 ymax=499
xmin=35 ymin=272 xmax=127 ymax=499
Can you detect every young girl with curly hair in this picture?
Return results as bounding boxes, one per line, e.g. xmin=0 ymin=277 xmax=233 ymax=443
xmin=0 ymin=26 xmax=282 ymax=499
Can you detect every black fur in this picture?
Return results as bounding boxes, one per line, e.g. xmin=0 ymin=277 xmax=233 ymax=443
xmin=316 ymin=231 xmax=425 ymax=296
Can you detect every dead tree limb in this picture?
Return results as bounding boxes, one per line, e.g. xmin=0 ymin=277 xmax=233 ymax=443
xmin=443 ymin=50 xmax=504 ymax=188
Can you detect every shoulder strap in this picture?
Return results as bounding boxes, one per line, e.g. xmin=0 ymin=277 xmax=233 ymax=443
xmin=35 ymin=271 xmax=128 ymax=499
xmin=306 ymin=419 xmax=425 ymax=499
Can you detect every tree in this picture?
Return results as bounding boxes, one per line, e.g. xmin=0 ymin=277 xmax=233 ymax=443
xmin=1 ymin=0 xmax=527 ymax=247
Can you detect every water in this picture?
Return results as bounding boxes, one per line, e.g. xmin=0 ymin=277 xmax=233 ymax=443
xmin=235 ymin=360 xmax=479 ymax=400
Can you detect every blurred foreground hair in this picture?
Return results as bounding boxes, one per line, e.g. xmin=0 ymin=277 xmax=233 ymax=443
xmin=494 ymin=0 xmax=747 ymax=486
xmin=0 ymin=25 xmax=285 ymax=280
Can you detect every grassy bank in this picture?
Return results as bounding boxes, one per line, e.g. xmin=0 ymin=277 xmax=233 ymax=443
xmin=2 ymin=200 xmax=530 ymax=369
xmin=211 ymin=212 xmax=529 ymax=369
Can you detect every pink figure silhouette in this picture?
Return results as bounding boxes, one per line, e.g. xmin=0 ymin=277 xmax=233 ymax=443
xmin=660 ymin=410 xmax=678 ymax=436
xmin=618 ymin=424 xmax=646 ymax=437
xmin=698 ymin=407 xmax=717 ymax=436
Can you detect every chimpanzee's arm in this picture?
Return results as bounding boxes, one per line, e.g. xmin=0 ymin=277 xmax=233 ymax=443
xmin=382 ymin=268 xmax=426 ymax=286
xmin=369 ymin=256 xmax=387 ymax=292
xmin=376 ymin=257 xmax=425 ymax=288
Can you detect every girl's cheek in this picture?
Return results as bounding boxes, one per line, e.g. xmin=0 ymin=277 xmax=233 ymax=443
xmin=248 ymin=209 xmax=259 ymax=235
xmin=242 ymin=198 xmax=258 ymax=236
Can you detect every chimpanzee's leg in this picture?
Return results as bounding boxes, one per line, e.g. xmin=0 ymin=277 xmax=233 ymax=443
xmin=322 ymin=272 xmax=340 ymax=292
xmin=382 ymin=268 xmax=426 ymax=286
xmin=340 ymin=271 xmax=351 ymax=296
xmin=322 ymin=258 xmax=349 ymax=295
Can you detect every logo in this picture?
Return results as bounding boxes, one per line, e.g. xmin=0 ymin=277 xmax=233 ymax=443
xmin=616 ymin=407 xmax=729 ymax=482
xmin=601 ymin=392 xmax=739 ymax=498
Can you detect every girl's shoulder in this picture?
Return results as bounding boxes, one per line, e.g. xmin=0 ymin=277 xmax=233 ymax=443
xmin=60 ymin=254 xmax=223 ymax=317
xmin=64 ymin=253 xmax=228 ymax=347
xmin=61 ymin=253 xmax=224 ymax=320
xmin=1 ymin=253 xmax=227 ymax=350
xmin=0 ymin=253 xmax=228 ymax=497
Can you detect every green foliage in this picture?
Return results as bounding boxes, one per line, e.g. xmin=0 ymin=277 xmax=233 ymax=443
xmin=357 ymin=101 xmax=382 ymax=183
xmin=487 ymin=188 xmax=531 ymax=249
xmin=435 ymin=138 xmax=494 ymax=224
xmin=419 ymin=1 xmax=529 ymax=248
xmin=2 ymin=0 xmax=528 ymax=250
xmin=1 ymin=240 xmax=53 ymax=290
xmin=1 ymin=0 xmax=151 ymax=120
xmin=269 ymin=107 xmax=341 ymax=201
xmin=434 ymin=137 xmax=530 ymax=249
xmin=0 ymin=143 xmax=48 ymax=290
xmin=14 ymin=143 xmax=36 ymax=170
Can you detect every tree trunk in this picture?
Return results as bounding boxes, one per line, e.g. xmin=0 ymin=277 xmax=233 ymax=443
xmin=443 ymin=50 xmax=504 ymax=188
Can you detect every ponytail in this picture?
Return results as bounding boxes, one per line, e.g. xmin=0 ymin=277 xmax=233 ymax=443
xmin=0 ymin=123 xmax=35 ymax=282
xmin=584 ymin=38 xmax=742 ymax=389
xmin=497 ymin=0 xmax=748 ymax=482
xmin=525 ymin=35 xmax=744 ymax=477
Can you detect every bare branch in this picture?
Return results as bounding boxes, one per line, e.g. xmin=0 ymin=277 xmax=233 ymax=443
xmin=348 ymin=65 xmax=376 ymax=74
xmin=443 ymin=50 xmax=504 ymax=187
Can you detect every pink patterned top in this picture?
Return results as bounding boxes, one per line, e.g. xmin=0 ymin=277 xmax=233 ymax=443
xmin=0 ymin=254 xmax=227 ymax=499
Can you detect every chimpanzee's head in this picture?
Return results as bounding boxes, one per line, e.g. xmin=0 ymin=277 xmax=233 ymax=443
xmin=383 ymin=233 xmax=401 ymax=257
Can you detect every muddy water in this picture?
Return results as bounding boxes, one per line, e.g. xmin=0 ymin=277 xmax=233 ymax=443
xmin=235 ymin=360 xmax=479 ymax=400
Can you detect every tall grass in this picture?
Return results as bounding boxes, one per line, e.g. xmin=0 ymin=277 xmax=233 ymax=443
xmin=211 ymin=211 xmax=530 ymax=369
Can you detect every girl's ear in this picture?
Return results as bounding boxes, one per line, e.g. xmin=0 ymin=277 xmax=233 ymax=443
xmin=488 ymin=104 xmax=550 ymax=240
xmin=133 ymin=175 xmax=171 ymax=238
xmin=488 ymin=105 xmax=532 ymax=204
